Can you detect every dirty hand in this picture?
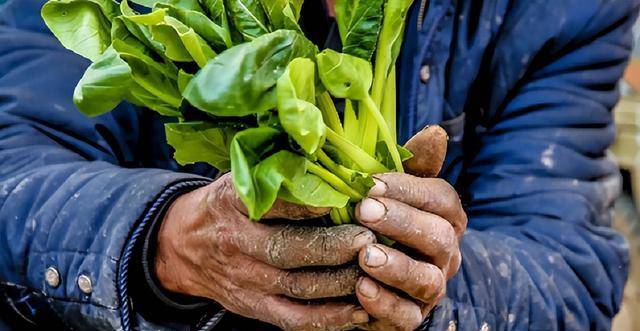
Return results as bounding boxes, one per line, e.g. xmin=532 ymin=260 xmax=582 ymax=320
xmin=355 ymin=126 xmax=468 ymax=331
xmin=155 ymin=173 xmax=376 ymax=330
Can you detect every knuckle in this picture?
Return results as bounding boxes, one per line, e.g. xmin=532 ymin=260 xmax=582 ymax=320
xmin=280 ymin=271 xmax=307 ymax=298
xmin=215 ymin=226 xmax=238 ymax=255
xmin=433 ymin=223 xmax=457 ymax=257
xmin=216 ymin=174 xmax=246 ymax=213
xmin=411 ymin=262 xmax=442 ymax=301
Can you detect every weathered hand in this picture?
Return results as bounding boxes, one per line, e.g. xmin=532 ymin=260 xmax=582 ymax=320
xmin=354 ymin=126 xmax=467 ymax=331
xmin=155 ymin=173 xmax=376 ymax=330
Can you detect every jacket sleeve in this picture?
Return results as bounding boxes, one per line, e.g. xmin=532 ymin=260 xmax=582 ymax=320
xmin=0 ymin=1 xmax=211 ymax=329
xmin=428 ymin=1 xmax=640 ymax=330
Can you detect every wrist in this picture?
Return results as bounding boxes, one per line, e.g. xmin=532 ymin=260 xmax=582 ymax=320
xmin=155 ymin=186 xmax=209 ymax=296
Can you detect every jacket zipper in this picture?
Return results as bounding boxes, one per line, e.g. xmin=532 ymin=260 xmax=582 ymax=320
xmin=417 ymin=0 xmax=429 ymax=30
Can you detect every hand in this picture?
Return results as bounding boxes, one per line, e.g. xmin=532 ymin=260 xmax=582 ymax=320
xmin=354 ymin=126 xmax=468 ymax=331
xmin=155 ymin=174 xmax=376 ymax=330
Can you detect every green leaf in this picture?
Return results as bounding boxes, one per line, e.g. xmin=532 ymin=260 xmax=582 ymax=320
xmin=276 ymin=58 xmax=325 ymax=155
xmin=376 ymin=141 xmax=413 ymax=170
xmin=126 ymin=83 xmax=182 ymax=116
xmin=177 ymin=70 xmax=194 ymax=94
xmin=42 ymin=0 xmax=118 ymax=61
xmin=155 ymin=3 xmax=232 ymax=50
xmin=112 ymin=39 xmax=182 ymax=113
xmin=119 ymin=0 xmax=167 ymax=55
xmin=184 ymin=30 xmax=317 ymax=117
xmin=123 ymin=6 xmax=167 ymax=25
xmin=288 ymin=0 xmax=303 ymax=19
xmin=251 ymin=150 xmax=307 ymax=219
xmin=151 ymin=16 xmax=217 ymax=67
xmin=73 ymin=46 xmax=133 ymax=116
xmin=371 ymin=0 xmax=414 ymax=106
xmin=316 ymin=49 xmax=373 ymax=101
xmin=279 ymin=173 xmax=349 ymax=208
xmin=335 ymin=0 xmax=384 ymax=60
xmin=199 ymin=0 xmax=232 ymax=42
xmin=225 ymin=0 xmax=270 ymax=41
xmin=131 ymin=0 xmax=205 ymax=12
xmin=230 ymin=127 xmax=284 ymax=219
xmin=165 ymin=122 xmax=235 ymax=170
xmin=259 ymin=0 xmax=301 ymax=32
xmin=110 ymin=16 xmax=182 ymax=117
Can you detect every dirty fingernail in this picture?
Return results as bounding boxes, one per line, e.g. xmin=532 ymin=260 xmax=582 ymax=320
xmin=359 ymin=199 xmax=385 ymax=223
xmin=365 ymin=245 xmax=388 ymax=267
xmin=351 ymin=310 xmax=369 ymax=324
xmin=358 ymin=278 xmax=380 ymax=298
xmin=368 ymin=179 xmax=387 ymax=197
xmin=352 ymin=231 xmax=375 ymax=249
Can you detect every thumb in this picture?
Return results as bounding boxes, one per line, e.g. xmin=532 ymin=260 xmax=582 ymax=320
xmin=403 ymin=125 xmax=448 ymax=178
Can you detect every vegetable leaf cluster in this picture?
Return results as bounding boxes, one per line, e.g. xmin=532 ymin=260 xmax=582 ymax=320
xmin=42 ymin=0 xmax=415 ymax=222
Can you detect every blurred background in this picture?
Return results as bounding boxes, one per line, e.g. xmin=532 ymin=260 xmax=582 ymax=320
xmin=611 ymin=17 xmax=640 ymax=331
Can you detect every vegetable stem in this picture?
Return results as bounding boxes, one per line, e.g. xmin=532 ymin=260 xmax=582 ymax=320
xmin=362 ymin=95 xmax=404 ymax=172
xmin=317 ymin=92 xmax=344 ymax=136
xmin=325 ymin=128 xmax=388 ymax=173
xmin=306 ymin=161 xmax=363 ymax=200
xmin=343 ymin=100 xmax=361 ymax=146
xmin=381 ymin=65 xmax=397 ymax=141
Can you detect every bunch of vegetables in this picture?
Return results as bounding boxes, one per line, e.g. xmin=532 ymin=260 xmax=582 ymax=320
xmin=42 ymin=0 xmax=415 ymax=223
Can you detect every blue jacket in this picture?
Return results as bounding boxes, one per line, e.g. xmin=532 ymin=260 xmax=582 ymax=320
xmin=0 ymin=0 xmax=638 ymax=330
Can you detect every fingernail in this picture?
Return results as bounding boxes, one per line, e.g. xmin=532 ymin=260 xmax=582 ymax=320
xmin=368 ymin=178 xmax=387 ymax=197
xmin=352 ymin=231 xmax=375 ymax=249
xmin=364 ymin=245 xmax=388 ymax=267
xmin=351 ymin=310 xmax=369 ymax=324
xmin=358 ymin=199 xmax=386 ymax=223
xmin=358 ymin=277 xmax=379 ymax=298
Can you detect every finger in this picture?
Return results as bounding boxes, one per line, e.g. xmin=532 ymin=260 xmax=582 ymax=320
xmin=358 ymin=244 xmax=445 ymax=304
xmin=275 ymin=265 xmax=363 ymax=299
xmin=238 ymin=224 xmax=376 ymax=269
xmin=261 ymin=296 xmax=369 ymax=331
xmin=215 ymin=173 xmax=330 ymax=220
xmin=356 ymin=198 xmax=457 ymax=269
xmin=356 ymin=277 xmax=423 ymax=331
xmin=368 ymin=174 xmax=467 ymax=236
xmin=403 ymin=125 xmax=448 ymax=178
xmin=228 ymin=256 xmax=362 ymax=299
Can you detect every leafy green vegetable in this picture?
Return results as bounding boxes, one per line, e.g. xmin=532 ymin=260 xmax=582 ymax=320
xmin=42 ymin=0 xmax=117 ymax=61
xmin=131 ymin=0 xmax=205 ymax=12
xmin=112 ymin=39 xmax=182 ymax=111
xmin=73 ymin=46 xmax=133 ymax=116
xmin=151 ymin=16 xmax=217 ymax=67
xmin=280 ymin=172 xmax=349 ymax=208
xmin=259 ymin=0 xmax=301 ymax=32
xmin=317 ymin=49 xmax=403 ymax=171
xmin=225 ymin=0 xmax=270 ymax=41
xmin=177 ymin=70 xmax=194 ymax=93
xmin=334 ymin=0 xmax=384 ymax=60
xmin=316 ymin=49 xmax=373 ymax=101
xmin=42 ymin=0 xmax=417 ymax=226
xmin=230 ymin=127 xmax=283 ymax=219
xmin=276 ymin=58 xmax=325 ymax=155
xmin=155 ymin=3 xmax=232 ymax=50
xmin=165 ymin=121 xmax=235 ymax=170
xmin=119 ymin=0 xmax=167 ymax=55
xmin=184 ymin=30 xmax=316 ymax=117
